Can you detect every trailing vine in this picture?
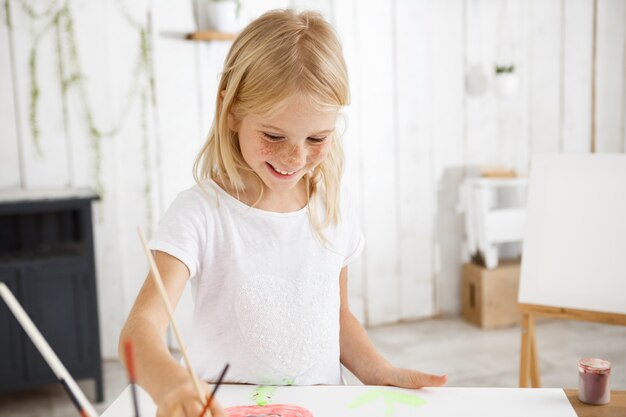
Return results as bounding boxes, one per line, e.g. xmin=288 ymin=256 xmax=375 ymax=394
xmin=4 ymin=0 xmax=158 ymax=234
xmin=3 ymin=0 xmax=11 ymax=30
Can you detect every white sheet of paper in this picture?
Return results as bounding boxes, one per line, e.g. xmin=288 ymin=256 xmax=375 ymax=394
xmin=101 ymin=384 xmax=578 ymax=417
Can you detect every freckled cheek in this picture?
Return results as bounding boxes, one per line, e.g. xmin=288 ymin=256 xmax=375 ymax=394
xmin=256 ymin=142 xmax=280 ymax=158
xmin=257 ymin=141 xmax=306 ymax=160
xmin=254 ymin=141 xmax=331 ymax=166
xmin=307 ymin=143 xmax=331 ymax=165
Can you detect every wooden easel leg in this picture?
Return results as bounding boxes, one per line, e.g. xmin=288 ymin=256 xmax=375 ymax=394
xmin=518 ymin=304 xmax=626 ymax=388
xmin=519 ymin=313 xmax=531 ymax=387
xmin=528 ymin=315 xmax=541 ymax=387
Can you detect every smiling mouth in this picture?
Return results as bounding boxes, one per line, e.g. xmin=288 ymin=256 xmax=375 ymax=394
xmin=267 ymin=162 xmax=298 ymax=176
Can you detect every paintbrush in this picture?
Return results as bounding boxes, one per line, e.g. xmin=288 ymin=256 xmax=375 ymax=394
xmin=123 ymin=340 xmax=141 ymax=417
xmin=198 ymin=363 xmax=230 ymax=417
xmin=136 ymin=228 xmax=206 ymax=408
xmin=0 ymin=282 xmax=99 ymax=417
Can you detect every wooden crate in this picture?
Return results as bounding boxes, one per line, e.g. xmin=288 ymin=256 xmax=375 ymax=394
xmin=462 ymin=260 xmax=521 ymax=328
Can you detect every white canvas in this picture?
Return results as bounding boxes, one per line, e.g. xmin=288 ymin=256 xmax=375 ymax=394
xmin=518 ymin=154 xmax=626 ymax=315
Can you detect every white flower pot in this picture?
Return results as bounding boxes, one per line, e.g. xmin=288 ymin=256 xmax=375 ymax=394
xmin=207 ymin=1 xmax=239 ymax=32
xmin=193 ymin=0 xmax=208 ymax=30
xmin=494 ymin=72 xmax=519 ymax=98
xmin=466 ymin=65 xmax=488 ymax=97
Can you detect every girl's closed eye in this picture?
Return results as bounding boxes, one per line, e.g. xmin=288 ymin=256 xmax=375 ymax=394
xmin=307 ymin=136 xmax=327 ymax=144
xmin=262 ymin=132 xmax=285 ymax=142
xmin=262 ymin=132 xmax=327 ymax=144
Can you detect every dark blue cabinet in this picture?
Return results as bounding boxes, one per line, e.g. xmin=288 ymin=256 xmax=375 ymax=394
xmin=0 ymin=272 xmax=25 ymax=385
xmin=0 ymin=190 xmax=103 ymax=402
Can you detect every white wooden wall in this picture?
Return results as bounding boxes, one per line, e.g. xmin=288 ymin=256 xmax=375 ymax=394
xmin=336 ymin=0 xmax=625 ymax=326
xmin=0 ymin=0 xmax=624 ymax=358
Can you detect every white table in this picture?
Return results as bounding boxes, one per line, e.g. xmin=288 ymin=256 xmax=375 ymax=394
xmin=102 ymin=384 xmax=578 ymax=417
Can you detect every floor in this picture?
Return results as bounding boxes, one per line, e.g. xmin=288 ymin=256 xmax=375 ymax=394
xmin=1 ymin=317 xmax=624 ymax=416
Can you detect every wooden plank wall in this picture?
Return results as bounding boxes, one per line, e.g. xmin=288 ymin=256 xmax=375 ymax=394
xmin=0 ymin=0 xmax=624 ymax=357
xmin=334 ymin=0 xmax=625 ymax=325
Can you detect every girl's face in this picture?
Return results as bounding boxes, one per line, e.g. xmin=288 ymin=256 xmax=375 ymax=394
xmin=232 ymin=94 xmax=337 ymax=195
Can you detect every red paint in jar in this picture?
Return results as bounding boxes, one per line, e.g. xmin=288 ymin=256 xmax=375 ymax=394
xmin=578 ymin=358 xmax=611 ymax=405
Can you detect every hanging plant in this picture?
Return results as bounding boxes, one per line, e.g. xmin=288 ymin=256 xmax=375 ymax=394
xmin=494 ymin=64 xmax=518 ymax=98
xmin=495 ymin=64 xmax=515 ymax=74
xmin=18 ymin=0 xmax=63 ymax=155
xmin=4 ymin=0 xmax=159 ymax=235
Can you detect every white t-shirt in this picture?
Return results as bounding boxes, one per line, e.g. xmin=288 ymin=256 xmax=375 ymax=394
xmin=148 ymin=179 xmax=364 ymax=385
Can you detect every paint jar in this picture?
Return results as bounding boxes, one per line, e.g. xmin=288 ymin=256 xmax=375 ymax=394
xmin=578 ymin=358 xmax=611 ymax=405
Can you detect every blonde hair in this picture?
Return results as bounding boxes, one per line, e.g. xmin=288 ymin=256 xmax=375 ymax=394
xmin=193 ymin=9 xmax=350 ymax=238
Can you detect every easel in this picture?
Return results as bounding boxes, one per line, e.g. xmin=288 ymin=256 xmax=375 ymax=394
xmin=518 ymin=303 xmax=626 ymax=388
xmin=516 ymin=154 xmax=626 ymax=388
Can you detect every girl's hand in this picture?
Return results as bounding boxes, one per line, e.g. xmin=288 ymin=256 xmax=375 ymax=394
xmin=156 ymin=380 xmax=227 ymax=417
xmin=386 ymin=367 xmax=448 ymax=389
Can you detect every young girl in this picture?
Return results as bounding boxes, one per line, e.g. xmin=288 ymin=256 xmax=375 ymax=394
xmin=119 ymin=9 xmax=447 ymax=417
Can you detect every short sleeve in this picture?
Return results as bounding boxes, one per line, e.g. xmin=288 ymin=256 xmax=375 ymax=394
xmin=148 ymin=188 xmax=208 ymax=279
xmin=341 ymin=188 xmax=365 ymax=267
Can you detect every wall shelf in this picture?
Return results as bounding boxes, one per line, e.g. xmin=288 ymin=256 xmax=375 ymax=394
xmin=186 ymin=30 xmax=238 ymax=41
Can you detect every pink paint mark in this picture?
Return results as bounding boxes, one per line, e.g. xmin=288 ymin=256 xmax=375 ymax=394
xmin=226 ymin=404 xmax=314 ymax=417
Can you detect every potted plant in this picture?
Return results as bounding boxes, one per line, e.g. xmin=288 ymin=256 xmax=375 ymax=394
xmin=494 ymin=64 xmax=518 ymax=98
xmin=194 ymin=0 xmax=242 ymax=32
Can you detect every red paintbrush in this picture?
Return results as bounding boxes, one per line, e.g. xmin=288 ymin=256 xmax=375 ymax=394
xmin=123 ymin=340 xmax=141 ymax=417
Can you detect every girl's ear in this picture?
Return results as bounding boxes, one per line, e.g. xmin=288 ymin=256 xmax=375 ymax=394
xmin=221 ymin=90 xmax=239 ymax=132
xmin=227 ymin=112 xmax=239 ymax=133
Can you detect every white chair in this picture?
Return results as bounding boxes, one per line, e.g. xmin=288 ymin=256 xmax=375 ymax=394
xmin=461 ymin=177 xmax=528 ymax=269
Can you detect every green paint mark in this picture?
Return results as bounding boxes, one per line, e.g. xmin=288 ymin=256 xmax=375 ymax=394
xmin=348 ymin=389 xmax=426 ymax=417
xmin=250 ymin=385 xmax=277 ymax=406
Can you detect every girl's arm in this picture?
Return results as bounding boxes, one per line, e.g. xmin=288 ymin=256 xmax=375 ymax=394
xmin=339 ymin=266 xmax=448 ymax=388
xmin=118 ymin=251 xmax=226 ymax=417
